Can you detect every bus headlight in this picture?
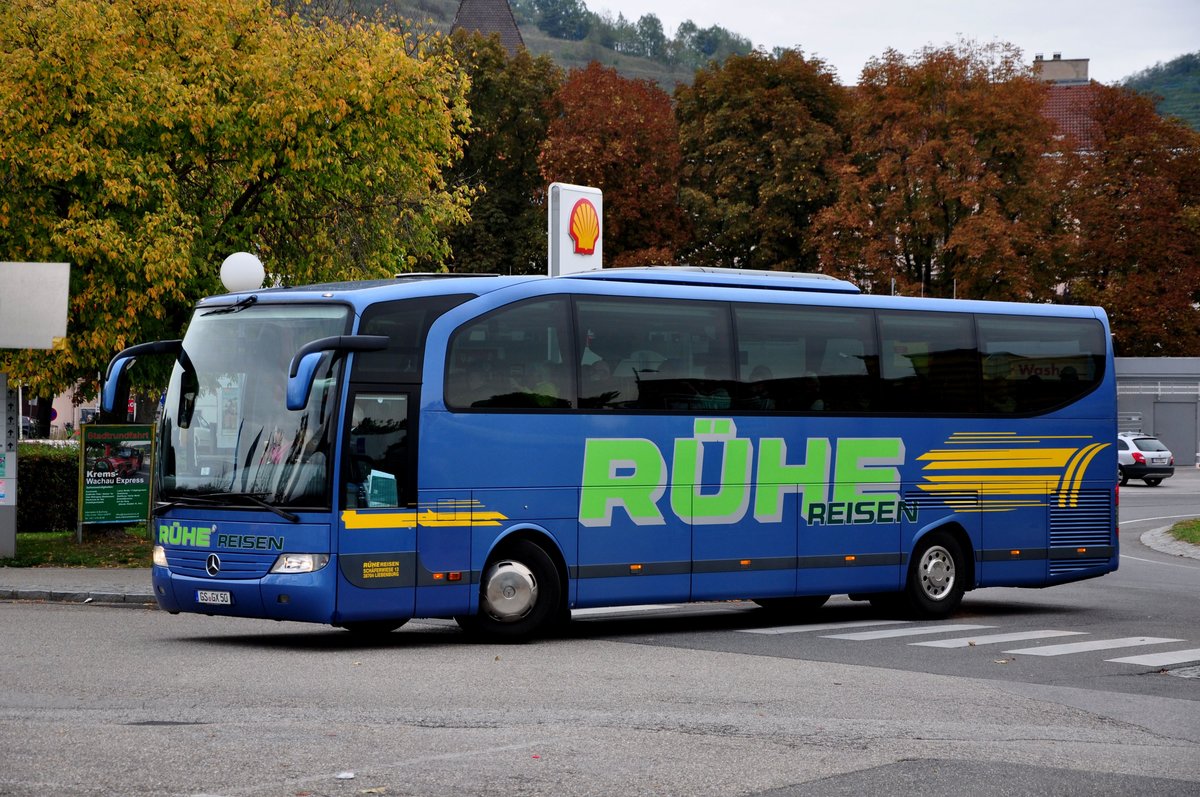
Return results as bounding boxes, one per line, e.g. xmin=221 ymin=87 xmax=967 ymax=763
xmin=152 ymin=545 xmax=168 ymax=568
xmin=269 ymin=553 xmax=330 ymax=574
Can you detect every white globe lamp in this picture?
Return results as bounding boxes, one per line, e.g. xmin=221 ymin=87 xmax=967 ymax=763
xmin=220 ymin=252 xmax=265 ymax=293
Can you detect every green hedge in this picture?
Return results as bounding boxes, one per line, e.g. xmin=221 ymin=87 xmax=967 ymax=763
xmin=16 ymin=442 xmax=79 ymax=532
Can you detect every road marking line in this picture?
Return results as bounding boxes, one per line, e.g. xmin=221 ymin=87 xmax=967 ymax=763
xmin=1106 ymin=649 xmax=1200 ymax=667
xmin=1120 ymin=514 xmax=1200 ymax=524
xmin=741 ymin=620 xmax=910 ymax=635
xmin=910 ymin=630 xmax=1087 ymax=648
xmin=1120 ymin=555 xmax=1198 ymax=569
xmin=1004 ymin=637 xmax=1184 ymax=656
xmin=823 ymin=624 xmax=994 ymax=641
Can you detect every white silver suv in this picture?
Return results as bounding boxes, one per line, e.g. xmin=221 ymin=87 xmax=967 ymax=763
xmin=1117 ymin=432 xmax=1174 ymax=487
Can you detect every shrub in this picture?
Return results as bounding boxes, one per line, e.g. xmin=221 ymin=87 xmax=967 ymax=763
xmin=16 ymin=442 xmax=79 ymax=532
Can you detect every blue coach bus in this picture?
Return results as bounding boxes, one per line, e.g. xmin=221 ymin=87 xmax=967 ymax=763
xmin=104 ymin=267 xmax=1118 ymax=639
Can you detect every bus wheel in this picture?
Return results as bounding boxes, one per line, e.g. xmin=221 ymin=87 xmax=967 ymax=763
xmin=339 ymin=619 xmax=407 ymax=635
xmin=753 ymin=595 xmax=829 ymax=614
xmin=904 ymin=531 xmax=965 ymax=618
xmin=468 ymin=539 xmax=563 ymax=641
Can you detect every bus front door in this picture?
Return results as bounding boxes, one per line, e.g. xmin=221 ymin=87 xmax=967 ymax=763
xmin=335 ymin=390 xmax=419 ymax=624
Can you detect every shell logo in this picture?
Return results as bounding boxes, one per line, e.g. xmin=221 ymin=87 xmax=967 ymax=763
xmin=568 ymin=199 xmax=600 ymax=256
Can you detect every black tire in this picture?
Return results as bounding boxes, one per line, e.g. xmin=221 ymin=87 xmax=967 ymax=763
xmin=902 ymin=531 xmax=966 ymax=619
xmin=1144 ymin=478 xmax=1162 ymax=487
xmin=339 ymin=619 xmax=407 ymax=636
xmin=1119 ymin=467 xmax=1129 ymax=486
xmin=753 ymin=595 xmax=830 ymax=615
xmin=461 ymin=538 xmax=563 ymax=641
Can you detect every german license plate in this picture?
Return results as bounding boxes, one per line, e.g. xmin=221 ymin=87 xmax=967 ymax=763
xmin=196 ymin=590 xmax=232 ymax=605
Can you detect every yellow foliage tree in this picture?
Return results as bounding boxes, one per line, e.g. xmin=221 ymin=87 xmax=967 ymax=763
xmin=0 ymin=0 xmax=470 ymax=398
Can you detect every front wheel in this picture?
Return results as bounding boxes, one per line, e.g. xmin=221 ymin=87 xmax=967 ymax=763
xmin=903 ymin=531 xmax=966 ymax=618
xmin=1144 ymin=478 xmax=1163 ymax=486
xmin=458 ymin=539 xmax=563 ymax=641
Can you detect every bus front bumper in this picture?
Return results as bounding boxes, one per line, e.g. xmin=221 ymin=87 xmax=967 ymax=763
xmin=153 ymin=563 xmax=337 ymax=624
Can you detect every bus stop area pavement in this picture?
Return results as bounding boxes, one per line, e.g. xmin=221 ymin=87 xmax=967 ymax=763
xmin=1 ymin=526 xmax=1198 ymax=608
xmin=0 ymin=566 xmax=154 ymax=606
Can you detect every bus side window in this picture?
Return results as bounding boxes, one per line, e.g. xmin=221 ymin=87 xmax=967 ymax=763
xmin=977 ymin=315 xmax=1105 ymax=415
xmin=344 ymin=394 xmax=409 ymax=508
xmin=732 ymin=303 xmax=876 ymax=412
xmin=445 ymin=298 xmax=574 ymax=410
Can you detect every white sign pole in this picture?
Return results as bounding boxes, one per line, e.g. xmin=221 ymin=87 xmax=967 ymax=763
xmin=0 ymin=373 xmax=17 ymax=557
xmin=0 ymin=262 xmax=71 ymax=557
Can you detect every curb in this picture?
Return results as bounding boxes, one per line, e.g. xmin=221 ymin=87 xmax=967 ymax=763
xmin=1139 ymin=526 xmax=1200 ymax=561
xmin=0 ymin=587 xmax=156 ymax=606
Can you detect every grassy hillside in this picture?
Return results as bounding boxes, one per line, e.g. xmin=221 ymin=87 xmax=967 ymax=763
xmin=342 ymin=0 xmax=696 ymax=88
xmin=516 ymin=25 xmax=695 ymax=89
xmin=1123 ymin=52 xmax=1200 ymax=132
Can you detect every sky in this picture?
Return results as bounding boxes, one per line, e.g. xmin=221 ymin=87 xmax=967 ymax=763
xmin=589 ymin=0 xmax=1199 ymax=84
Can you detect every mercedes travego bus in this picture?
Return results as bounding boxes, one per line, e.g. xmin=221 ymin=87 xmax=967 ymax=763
xmin=103 ymin=267 xmax=1118 ymax=639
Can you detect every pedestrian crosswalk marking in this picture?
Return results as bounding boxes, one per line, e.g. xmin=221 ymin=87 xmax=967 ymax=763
xmin=822 ymin=624 xmax=994 ymax=641
xmin=910 ymin=630 xmax=1087 ymax=648
xmin=1003 ymin=637 xmax=1184 ymax=656
xmin=741 ymin=619 xmax=910 ymax=635
xmin=1105 ymin=648 xmax=1200 ymax=667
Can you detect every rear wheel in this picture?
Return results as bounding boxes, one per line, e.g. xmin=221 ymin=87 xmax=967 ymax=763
xmin=458 ymin=539 xmax=563 ymax=641
xmin=1119 ymin=467 xmax=1129 ymax=486
xmin=903 ymin=531 xmax=966 ymax=618
xmin=1144 ymin=477 xmax=1163 ymax=486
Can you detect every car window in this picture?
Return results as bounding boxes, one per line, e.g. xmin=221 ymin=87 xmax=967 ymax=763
xmin=1135 ymin=437 xmax=1169 ymax=452
xmin=1117 ymin=439 xmax=1128 ymax=450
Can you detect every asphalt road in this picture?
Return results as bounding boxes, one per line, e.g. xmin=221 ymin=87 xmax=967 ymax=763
xmin=0 ymin=473 xmax=1197 ymax=796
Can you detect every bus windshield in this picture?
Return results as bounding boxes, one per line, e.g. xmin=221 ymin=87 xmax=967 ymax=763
xmin=158 ymin=303 xmax=350 ymax=509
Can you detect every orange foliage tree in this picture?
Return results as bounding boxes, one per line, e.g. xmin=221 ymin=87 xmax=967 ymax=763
xmin=815 ymin=42 xmax=1069 ymax=300
xmin=1063 ymin=84 xmax=1200 ymax=355
xmin=538 ymin=62 xmax=685 ymax=267
xmin=675 ymin=50 xmax=847 ymax=271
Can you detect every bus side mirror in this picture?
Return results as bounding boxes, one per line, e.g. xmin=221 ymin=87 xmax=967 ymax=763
xmin=286 ymin=335 xmax=388 ymax=411
xmin=101 ymin=340 xmax=184 ymax=416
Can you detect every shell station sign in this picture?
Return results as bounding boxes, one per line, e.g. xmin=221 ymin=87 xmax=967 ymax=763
xmin=548 ymin=182 xmax=603 ymax=275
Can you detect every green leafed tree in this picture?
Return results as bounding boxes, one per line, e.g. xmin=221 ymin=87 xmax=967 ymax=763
xmin=539 ymin=62 xmax=686 ymax=267
xmin=814 ymin=41 xmax=1069 ymax=300
xmin=446 ymin=30 xmax=564 ymax=274
xmin=675 ymin=49 xmax=848 ymax=271
xmin=0 ymin=0 xmax=471 ymax=400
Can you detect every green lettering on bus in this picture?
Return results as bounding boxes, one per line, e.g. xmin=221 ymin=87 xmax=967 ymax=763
xmin=579 ymin=438 xmax=667 ymax=527
xmin=671 ymin=419 xmax=753 ymax=524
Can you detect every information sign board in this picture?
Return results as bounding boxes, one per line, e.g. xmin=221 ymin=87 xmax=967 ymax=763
xmin=79 ymin=424 xmax=153 ymax=524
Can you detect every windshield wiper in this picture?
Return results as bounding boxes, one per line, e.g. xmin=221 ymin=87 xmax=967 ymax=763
xmin=154 ymin=494 xmax=224 ymax=514
xmin=156 ymin=491 xmax=300 ymax=523
xmin=202 ymin=295 xmax=258 ymax=316
xmin=219 ymin=491 xmax=300 ymax=523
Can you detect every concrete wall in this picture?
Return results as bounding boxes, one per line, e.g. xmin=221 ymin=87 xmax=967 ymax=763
xmin=1115 ymin=358 xmax=1200 ymax=465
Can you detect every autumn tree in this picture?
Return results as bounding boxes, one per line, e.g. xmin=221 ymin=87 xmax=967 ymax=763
xmin=815 ymin=42 xmax=1068 ymax=300
xmin=445 ymin=32 xmax=563 ymax=274
xmin=1064 ymin=84 xmax=1200 ymax=355
xmin=539 ymin=62 xmax=685 ymax=267
xmin=675 ymin=49 xmax=847 ymax=271
xmin=0 ymin=0 xmax=470 ymax=400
